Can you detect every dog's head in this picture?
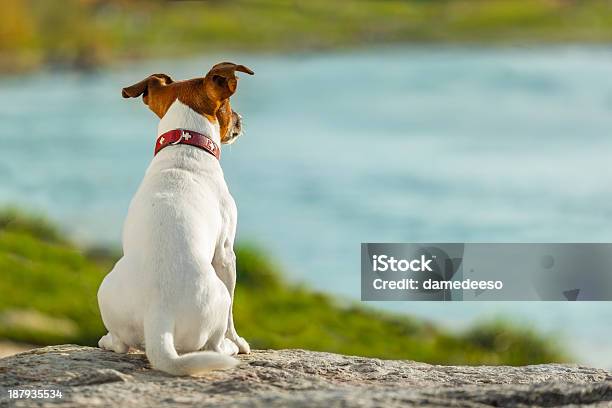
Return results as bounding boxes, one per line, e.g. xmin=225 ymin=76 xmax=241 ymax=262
xmin=121 ymin=62 xmax=254 ymax=144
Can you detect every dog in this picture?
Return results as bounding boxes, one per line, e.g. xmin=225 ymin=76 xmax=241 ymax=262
xmin=97 ymin=62 xmax=254 ymax=376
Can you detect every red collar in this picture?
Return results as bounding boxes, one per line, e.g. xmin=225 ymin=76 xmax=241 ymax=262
xmin=154 ymin=129 xmax=220 ymax=160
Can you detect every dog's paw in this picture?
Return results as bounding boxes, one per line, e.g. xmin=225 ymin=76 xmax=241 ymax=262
xmin=98 ymin=332 xmax=128 ymax=353
xmin=217 ymin=338 xmax=239 ymax=356
xmin=98 ymin=333 xmax=113 ymax=350
xmin=233 ymin=336 xmax=251 ymax=354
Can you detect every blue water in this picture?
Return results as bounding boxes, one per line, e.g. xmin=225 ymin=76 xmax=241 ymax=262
xmin=1 ymin=46 xmax=611 ymax=367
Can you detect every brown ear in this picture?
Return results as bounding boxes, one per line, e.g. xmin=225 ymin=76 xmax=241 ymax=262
xmin=121 ymin=73 xmax=173 ymax=99
xmin=234 ymin=64 xmax=255 ymax=75
xmin=204 ymin=62 xmax=254 ymax=101
xmin=207 ymin=62 xmax=255 ymax=76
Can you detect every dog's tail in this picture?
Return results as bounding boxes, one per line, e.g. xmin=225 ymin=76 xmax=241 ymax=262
xmin=144 ymin=308 xmax=238 ymax=376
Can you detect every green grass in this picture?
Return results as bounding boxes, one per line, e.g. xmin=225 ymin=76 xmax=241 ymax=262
xmin=3 ymin=0 xmax=612 ymax=72
xmin=0 ymin=209 xmax=566 ymax=365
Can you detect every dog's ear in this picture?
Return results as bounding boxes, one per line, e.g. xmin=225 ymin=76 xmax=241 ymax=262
xmin=204 ymin=62 xmax=254 ymax=102
xmin=121 ymin=73 xmax=173 ymax=101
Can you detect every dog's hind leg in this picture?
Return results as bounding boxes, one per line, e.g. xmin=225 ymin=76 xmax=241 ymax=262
xmin=203 ymin=328 xmax=239 ymax=356
xmin=98 ymin=332 xmax=129 ymax=354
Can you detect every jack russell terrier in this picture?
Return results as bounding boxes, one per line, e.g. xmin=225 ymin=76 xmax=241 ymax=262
xmin=97 ymin=62 xmax=254 ymax=376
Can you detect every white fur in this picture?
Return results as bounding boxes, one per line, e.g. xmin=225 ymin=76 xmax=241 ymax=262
xmin=97 ymin=100 xmax=249 ymax=376
xmin=157 ymin=100 xmax=221 ymax=144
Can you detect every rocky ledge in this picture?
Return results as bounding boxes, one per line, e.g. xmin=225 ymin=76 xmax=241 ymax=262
xmin=0 ymin=345 xmax=611 ymax=407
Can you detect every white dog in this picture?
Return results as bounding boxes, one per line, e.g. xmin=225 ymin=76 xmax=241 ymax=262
xmin=97 ymin=62 xmax=254 ymax=376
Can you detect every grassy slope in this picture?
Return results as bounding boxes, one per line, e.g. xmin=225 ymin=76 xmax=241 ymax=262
xmin=0 ymin=209 xmax=564 ymax=365
xmin=2 ymin=0 xmax=612 ymax=72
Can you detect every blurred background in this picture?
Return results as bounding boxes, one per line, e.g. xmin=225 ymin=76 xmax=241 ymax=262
xmin=1 ymin=0 xmax=611 ymax=368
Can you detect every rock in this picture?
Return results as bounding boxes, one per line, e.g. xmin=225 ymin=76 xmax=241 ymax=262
xmin=0 ymin=345 xmax=610 ymax=407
